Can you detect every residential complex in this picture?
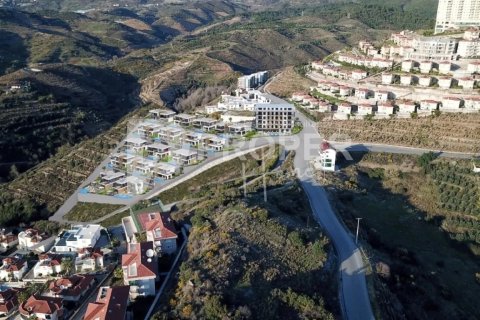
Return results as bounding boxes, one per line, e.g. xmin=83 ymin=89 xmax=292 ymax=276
xmin=237 ymin=71 xmax=268 ymax=90
xmin=435 ymin=0 xmax=480 ymax=34
xmin=19 ymin=295 xmax=64 ymax=320
xmin=254 ymin=104 xmax=295 ymax=133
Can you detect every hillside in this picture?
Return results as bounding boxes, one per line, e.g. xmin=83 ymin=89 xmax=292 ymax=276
xmin=320 ymin=113 xmax=480 ymax=154
xmin=0 ymin=64 xmax=139 ymax=180
xmin=323 ymin=153 xmax=480 ymax=319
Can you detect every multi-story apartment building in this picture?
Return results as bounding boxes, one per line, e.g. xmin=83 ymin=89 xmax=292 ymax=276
xmin=435 ymin=0 xmax=480 ymax=34
xmin=254 ymin=104 xmax=295 ymax=133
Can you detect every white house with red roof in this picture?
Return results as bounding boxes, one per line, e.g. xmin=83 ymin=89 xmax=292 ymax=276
xmin=357 ymin=103 xmax=374 ymax=115
xmin=122 ymin=242 xmax=158 ymax=299
xmin=400 ymin=74 xmax=412 ymax=86
xmin=18 ymin=228 xmax=52 ymax=252
xmin=397 ymin=100 xmax=416 ymax=114
xmin=467 ymin=61 xmax=480 ymax=73
xmin=0 ymin=234 xmax=18 ymax=253
xmin=75 ymin=247 xmax=104 ymax=272
xmin=84 ymin=286 xmax=130 ymax=320
xmin=137 ymin=212 xmax=178 ymax=254
xmin=374 ymin=90 xmax=390 ymax=102
xmin=355 ymin=88 xmax=370 ymax=99
xmin=457 ymin=77 xmax=476 ymax=89
xmin=437 ymin=76 xmax=452 ymax=89
xmin=464 ymin=96 xmax=480 ymax=109
xmin=0 ymin=257 xmax=27 ymax=281
xmin=317 ymin=141 xmax=336 ymax=172
xmin=377 ymin=101 xmax=395 ymax=115
xmin=420 ymin=100 xmax=439 ymax=111
xmin=46 ymin=274 xmax=95 ymax=302
xmin=33 ymin=254 xmax=63 ymax=278
xmin=19 ymin=295 xmax=63 ymax=320
xmin=441 ymin=97 xmax=462 ymax=110
xmin=0 ymin=288 xmax=19 ymax=318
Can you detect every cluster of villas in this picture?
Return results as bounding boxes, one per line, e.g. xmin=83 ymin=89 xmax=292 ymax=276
xmin=292 ymin=87 xmax=480 ymax=118
xmin=0 ymin=207 xmax=180 ymax=320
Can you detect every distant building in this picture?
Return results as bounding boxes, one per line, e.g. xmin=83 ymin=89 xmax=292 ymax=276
xmin=237 ymin=71 xmax=268 ymax=90
xmin=84 ymin=286 xmax=130 ymax=320
xmin=148 ymin=109 xmax=176 ymax=121
xmin=254 ymin=104 xmax=295 ymax=133
xmin=122 ymin=242 xmax=158 ymax=299
xmin=435 ymin=0 xmax=480 ymax=34
xmin=318 ymin=141 xmax=336 ymax=172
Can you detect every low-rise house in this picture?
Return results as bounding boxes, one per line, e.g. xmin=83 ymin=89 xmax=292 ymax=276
xmin=374 ymin=90 xmax=389 ymax=101
xmin=53 ymin=225 xmax=102 ymax=253
xmin=355 ymin=88 xmax=371 ymax=99
xmin=0 ymin=257 xmax=27 ymax=281
xmin=420 ymin=100 xmax=439 ymax=111
xmin=173 ymin=114 xmax=196 ymax=126
xmin=154 ymin=163 xmax=177 ymax=180
xmin=397 ymin=100 xmax=416 ymax=113
xmin=441 ymin=97 xmax=462 ymax=110
xmin=75 ymin=248 xmax=104 ymax=272
xmin=136 ymin=211 xmax=178 ymax=254
xmin=99 ymin=172 xmax=125 ymax=189
xmin=438 ymin=76 xmax=452 ymax=89
xmin=339 ymin=86 xmax=352 ymax=97
xmin=145 ymin=143 xmax=170 ymax=159
xmin=400 ymin=74 xmax=412 ymax=86
xmin=292 ymin=92 xmax=309 ymax=102
xmin=227 ymin=123 xmax=252 ymax=136
xmin=318 ymin=141 xmax=336 ymax=172
xmin=19 ymin=295 xmax=63 ymax=320
xmin=467 ymin=61 xmax=480 ymax=73
xmin=337 ymin=102 xmax=352 ymax=114
xmin=381 ymin=73 xmax=394 ymax=85
xmin=184 ymin=132 xmax=203 ymax=147
xmin=132 ymin=158 xmax=157 ymax=175
xmin=311 ymin=60 xmax=323 ymax=70
xmin=84 ymin=286 xmax=130 ymax=320
xmin=329 ymin=83 xmax=340 ymax=93
xmin=193 ymin=118 xmax=218 ymax=131
xmin=438 ymin=61 xmax=451 ymax=74
xmin=122 ymin=242 xmax=158 ymax=299
xmin=303 ymin=97 xmax=319 ymax=109
xmin=418 ymin=75 xmax=432 ymax=87
xmin=149 ymin=109 xmax=176 ymax=122
xmin=0 ymin=234 xmax=18 ymax=253
xmin=110 ymin=153 xmax=135 ymax=169
xmin=46 ymin=274 xmax=95 ymax=302
xmin=33 ymin=254 xmax=63 ymax=278
xmin=401 ymin=60 xmax=415 ymax=72
xmin=464 ymin=96 xmax=480 ymax=109
xmin=0 ymin=288 xmax=19 ymax=319
xmin=126 ymin=176 xmax=146 ymax=195
xmin=317 ymin=101 xmax=331 ymax=113
xmin=420 ymin=60 xmax=433 ymax=73
xmin=172 ymin=149 xmax=198 ymax=166
xmin=158 ymin=127 xmax=184 ymax=143
xmin=377 ymin=101 xmax=394 ymax=115
xmin=351 ymin=70 xmax=368 ymax=80
xmin=202 ymin=134 xmax=226 ymax=151
xmin=457 ymin=77 xmax=476 ymax=89
xmin=357 ymin=103 xmax=374 ymax=115
xmin=124 ymin=138 xmax=148 ymax=153
xmin=136 ymin=122 xmax=162 ymax=140
xmin=18 ymin=229 xmax=50 ymax=251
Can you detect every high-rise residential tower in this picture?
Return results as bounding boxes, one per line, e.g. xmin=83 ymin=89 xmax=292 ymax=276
xmin=435 ymin=0 xmax=480 ymax=34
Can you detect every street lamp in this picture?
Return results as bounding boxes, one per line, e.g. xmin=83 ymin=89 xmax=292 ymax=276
xmin=355 ymin=217 xmax=362 ymax=245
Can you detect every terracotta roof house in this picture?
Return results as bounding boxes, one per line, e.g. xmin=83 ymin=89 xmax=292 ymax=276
xmin=0 ymin=288 xmax=19 ymax=318
xmin=33 ymin=254 xmax=63 ymax=278
xmin=84 ymin=286 xmax=130 ymax=320
xmin=0 ymin=257 xmax=27 ymax=281
xmin=75 ymin=247 xmax=104 ymax=273
xmin=18 ymin=228 xmax=52 ymax=252
xmin=19 ymin=295 xmax=64 ymax=320
xmin=122 ymin=242 xmax=158 ymax=299
xmin=0 ymin=234 xmax=18 ymax=253
xmin=47 ymin=274 xmax=96 ymax=301
xmin=123 ymin=207 xmax=178 ymax=254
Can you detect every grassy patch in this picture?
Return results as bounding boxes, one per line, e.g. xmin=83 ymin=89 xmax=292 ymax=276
xmin=65 ymin=202 xmax=124 ymax=222
xmin=100 ymin=209 xmax=129 ymax=228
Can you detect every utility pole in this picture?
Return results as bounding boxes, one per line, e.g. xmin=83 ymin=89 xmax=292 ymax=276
xmin=355 ymin=217 xmax=362 ymax=245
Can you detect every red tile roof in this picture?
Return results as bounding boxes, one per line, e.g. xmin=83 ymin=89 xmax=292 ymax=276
xmin=1 ymin=257 xmax=26 ymax=272
xmin=137 ymin=212 xmax=177 ymax=241
xmin=48 ymin=274 xmax=95 ymax=297
xmin=84 ymin=286 xmax=130 ymax=320
xmin=0 ymin=288 xmax=19 ymax=314
xmin=121 ymin=242 xmax=157 ymax=280
xmin=0 ymin=234 xmax=17 ymax=245
xmin=19 ymin=295 xmax=63 ymax=317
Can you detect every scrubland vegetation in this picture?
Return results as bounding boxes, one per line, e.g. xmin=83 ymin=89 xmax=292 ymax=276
xmin=322 ymin=152 xmax=480 ymax=319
